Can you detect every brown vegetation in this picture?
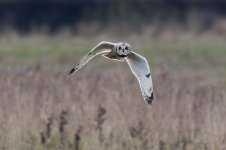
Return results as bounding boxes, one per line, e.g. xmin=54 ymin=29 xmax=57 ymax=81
xmin=0 ymin=63 xmax=225 ymax=150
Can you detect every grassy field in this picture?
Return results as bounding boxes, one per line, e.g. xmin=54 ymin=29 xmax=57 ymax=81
xmin=0 ymin=34 xmax=226 ymax=150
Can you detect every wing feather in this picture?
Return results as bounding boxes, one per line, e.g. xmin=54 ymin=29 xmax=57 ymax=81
xmin=69 ymin=41 xmax=115 ymax=74
xmin=126 ymin=52 xmax=154 ymax=105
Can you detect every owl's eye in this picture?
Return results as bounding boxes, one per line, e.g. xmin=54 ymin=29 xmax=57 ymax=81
xmin=125 ymin=46 xmax=128 ymax=50
xmin=119 ymin=47 xmax=122 ymax=50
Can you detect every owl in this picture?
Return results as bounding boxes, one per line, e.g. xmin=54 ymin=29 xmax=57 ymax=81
xmin=69 ymin=41 xmax=154 ymax=105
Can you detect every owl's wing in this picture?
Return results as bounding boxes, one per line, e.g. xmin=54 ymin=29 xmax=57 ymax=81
xmin=69 ymin=41 xmax=115 ymax=75
xmin=126 ymin=51 xmax=154 ymax=105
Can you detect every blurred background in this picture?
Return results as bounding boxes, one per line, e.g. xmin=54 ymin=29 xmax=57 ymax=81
xmin=0 ymin=1 xmax=226 ymax=150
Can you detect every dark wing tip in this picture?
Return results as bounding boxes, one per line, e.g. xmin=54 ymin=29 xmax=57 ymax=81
xmin=145 ymin=92 xmax=154 ymax=106
xmin=69 ymin=68 xmax=76 ymax=75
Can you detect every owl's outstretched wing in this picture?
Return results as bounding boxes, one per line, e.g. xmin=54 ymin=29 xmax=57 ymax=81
xmin=69 ymin=41 xmax=115 ymax=75
xmin=126 ymin=52 xmax=154 ymax=105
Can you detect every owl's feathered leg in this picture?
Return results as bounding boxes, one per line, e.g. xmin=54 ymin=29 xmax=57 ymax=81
xmin=102 ymin=52 xmax=124 ymax=62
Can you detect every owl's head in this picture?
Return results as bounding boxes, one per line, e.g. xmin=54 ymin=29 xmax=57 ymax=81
xmin=114 ymin=42 xmax=132 ymax=57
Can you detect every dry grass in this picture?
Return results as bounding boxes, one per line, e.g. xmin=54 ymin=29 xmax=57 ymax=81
xmin=0 ymin=62 xmax=225 ymax=150
xmin=0 ymin=32 xmax=225 ymax=149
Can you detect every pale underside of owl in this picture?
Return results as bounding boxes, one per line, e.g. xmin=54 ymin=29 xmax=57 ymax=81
xmin=69 ymin=41 xmax=154 ymax=106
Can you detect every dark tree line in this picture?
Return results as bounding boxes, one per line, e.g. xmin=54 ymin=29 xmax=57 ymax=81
xmin=0 ymin=1 xmax=225 ymax=33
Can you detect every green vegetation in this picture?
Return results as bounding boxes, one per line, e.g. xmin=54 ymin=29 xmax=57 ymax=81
xmin=1 ymin=36 xmax=226 ymax=73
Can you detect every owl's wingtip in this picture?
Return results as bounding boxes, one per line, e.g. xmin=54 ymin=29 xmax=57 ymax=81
xmin=69 ymin=68 xmax=75 ymax=75
xmin=145 ymin=92 xmax=154 ymax=106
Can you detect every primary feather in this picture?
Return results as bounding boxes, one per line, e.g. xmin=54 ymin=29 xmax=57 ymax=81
xmin=126 ymin=52 xmax=154 ymax=105
xmin=69 ymin=41 xmax=114 ymax=74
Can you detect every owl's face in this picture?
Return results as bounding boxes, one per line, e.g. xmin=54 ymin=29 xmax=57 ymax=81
xmin=115 ymin=42 xmax=132 ymax=57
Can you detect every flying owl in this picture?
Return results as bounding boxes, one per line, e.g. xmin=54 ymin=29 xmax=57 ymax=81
xmin=69 ymin=41 xmax=154 ymax=105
